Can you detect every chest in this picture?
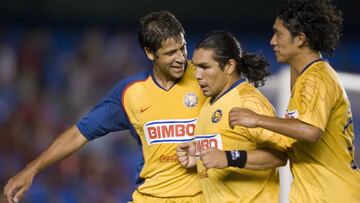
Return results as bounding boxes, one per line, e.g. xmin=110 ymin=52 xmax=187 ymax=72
xmin=123 ymin=82 xmax=205 ymax=146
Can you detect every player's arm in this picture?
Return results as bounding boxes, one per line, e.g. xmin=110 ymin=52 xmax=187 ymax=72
xmin=200 ymin=147 xmax=287 ymax=170
xmin=229 ymin=107 xmax=323 ymax=142
xmin=3 ymin=125 xmax=88 ymax=203
xmin=244 ymin=147 xmax=287 ymax=169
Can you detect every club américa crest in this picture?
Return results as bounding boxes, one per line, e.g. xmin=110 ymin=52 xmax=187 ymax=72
xmin=183 ymin=93 xmax=198 ymax=108
xmin=211 ymin=109 xmax=222 ymax=123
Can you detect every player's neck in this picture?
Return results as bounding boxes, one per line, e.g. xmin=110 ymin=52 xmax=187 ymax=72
xmin=152 ymin=67 xmax=177 ymax=90
xmin=212 ymin=75 xmax=240 ymax=102
xmin=289 ymin=51 xmax=321 ymax=76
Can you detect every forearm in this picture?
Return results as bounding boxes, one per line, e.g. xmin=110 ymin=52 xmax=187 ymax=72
xmin=244 ymin=148 xmax=287 ymax=170
xmin=25 ymin=125 xmax=88 ymax=174
xmin=257 ymin=115 xmax=322 ymax=142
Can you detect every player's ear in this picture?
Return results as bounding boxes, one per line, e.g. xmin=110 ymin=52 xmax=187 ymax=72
xmin=225 ymin=59 xmax=236 ymax=75
xmin=144 ymin=47 xmax=156 ymax=61
xmin=295 ymin=32 xmax=307 ymax=47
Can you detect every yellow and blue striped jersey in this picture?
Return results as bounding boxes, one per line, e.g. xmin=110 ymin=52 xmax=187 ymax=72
xmin=76 ymin=62 xmax=206 ymax=199
xmin=195 ymin=79 xmax=286 ymax=203
xmin=285 ymin=59 xmax=360 ymax=202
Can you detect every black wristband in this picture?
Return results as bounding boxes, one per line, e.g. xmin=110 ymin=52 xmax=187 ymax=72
xmin=225 ymin=150 xmax=247 ymax=168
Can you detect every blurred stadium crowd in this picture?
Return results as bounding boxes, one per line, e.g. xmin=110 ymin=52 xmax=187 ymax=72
xmin=0 ymin=24 xmax=359 ymax=202
xmin=0 ymin=26 xmax=146 ymax=203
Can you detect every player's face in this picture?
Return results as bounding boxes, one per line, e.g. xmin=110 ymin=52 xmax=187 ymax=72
xmin=270 ymin=18 xmax=298 ymax=64
xmin=152 ymin=35 xmax=187 ymax=80
xmin=193 ymin=48 xmax=228 ymax=98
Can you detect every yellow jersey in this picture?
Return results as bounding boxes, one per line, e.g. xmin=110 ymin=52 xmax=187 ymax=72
xmin=285 ymin=59 xmax=360 ymax=202
xmin=77 ymin=62 xmax=206 ymax=199
xmin=195 ymin=79 xmax=286 ymax=203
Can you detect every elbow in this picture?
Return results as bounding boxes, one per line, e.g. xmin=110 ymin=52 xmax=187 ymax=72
xmin=259 ymin=157 xmax=287 ymax=169
xmin=307 ymin=135 xmax=321 ymax=143
xmin=305 ymin=128 xmax=323 ymax=142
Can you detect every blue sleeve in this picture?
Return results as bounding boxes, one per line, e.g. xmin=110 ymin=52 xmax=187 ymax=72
xmin=76 ymin=80 xmax=129 ymax=141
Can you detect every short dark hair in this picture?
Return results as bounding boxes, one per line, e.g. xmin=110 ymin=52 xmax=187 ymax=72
xmin=138 ymin=11 xmax=185 ymax=53
xmin=195 ymin=31 xmax=269 ymax=87
xmin=277 ymin=0 xmax=343 ymax=54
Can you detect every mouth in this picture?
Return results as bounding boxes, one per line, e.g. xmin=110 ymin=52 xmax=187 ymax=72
xmin=170 ymin=65 xmax=184 ymax=71
xmin=273 ymin=51 xmax=280 ymax=57
xmin=273 ymin=48 xmax=279 ymax=54
xmin=198 ymin=83 xmax=208 ymax=93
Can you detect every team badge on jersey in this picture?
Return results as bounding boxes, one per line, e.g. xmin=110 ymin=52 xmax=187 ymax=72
xmin=183 ymin=93 xmax=198 ymax=108
xmin=211 ymin=109 xmax=222 ymax=123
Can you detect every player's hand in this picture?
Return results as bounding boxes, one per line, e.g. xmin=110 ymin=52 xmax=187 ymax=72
xmin=176 ymin=142 xmax=196 ymax=168
xmin=200 ymin=148 xmax=228 ymax=169
xmin=229 ymin=107 xmax=259 ymax=129
xmin=3 ymin=168 xmax=35 ymax=203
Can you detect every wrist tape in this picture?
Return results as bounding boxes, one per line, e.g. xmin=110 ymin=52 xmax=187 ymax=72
xmin=225 ymin=150 xmax=247 ymax=168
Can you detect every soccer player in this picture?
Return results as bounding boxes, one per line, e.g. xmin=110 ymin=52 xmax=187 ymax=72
xmin=3 ymin=11 xmax=206 ymax=203
xmin=229 ymin=0 xmax=360 ymax=202
xmin=177 ymin=31 xmax=287 ymax=202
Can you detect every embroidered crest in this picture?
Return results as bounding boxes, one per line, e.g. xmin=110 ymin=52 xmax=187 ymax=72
xmin=211 ymin=109 xmax=222 ymax=123
xmin=183 ymin=93 xmax=198 ymax=108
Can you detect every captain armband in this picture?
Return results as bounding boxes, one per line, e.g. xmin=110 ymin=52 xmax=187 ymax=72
xmin=225 ymin=150 xmax=247 ymax=168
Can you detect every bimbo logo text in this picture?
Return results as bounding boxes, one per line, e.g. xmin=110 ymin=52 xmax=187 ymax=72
xmin=144 ymin=118 xmax=197 ymax=145
xmin=195 ymin=133 xmax=223 ymax=156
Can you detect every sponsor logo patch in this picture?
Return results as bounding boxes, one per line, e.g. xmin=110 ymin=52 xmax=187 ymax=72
xmin=140 ymin=105 xmax=152 ymax=113
xmin=159 ymin=154 xmax=178 ymax=163
xmin=144 ymin=118 xmax=197 ymax=145
xmin=199 ymin=169 xmax=209 ymax=179
xmin=195 ymin=133 xmax=223 ymax=156
xmin=285 ymin=109 xmax=299 ymax=119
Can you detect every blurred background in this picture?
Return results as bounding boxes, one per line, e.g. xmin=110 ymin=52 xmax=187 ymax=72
xmin=0 ymin=0 xmax=359 ymax=202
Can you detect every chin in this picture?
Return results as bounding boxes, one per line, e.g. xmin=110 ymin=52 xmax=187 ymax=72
xmin=275 ymin=57 xmax=286 ymax=64
xmin=202 ymin=92 xmax=211 ymax=97
xmin=275 ymin=55 xmax=289 ymax=64
xmin=172 ymin=73 xmax=184 ymax=79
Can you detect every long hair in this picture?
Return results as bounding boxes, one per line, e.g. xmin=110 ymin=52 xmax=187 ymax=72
xmin=195 ymin=31 xmax=269 ymax=87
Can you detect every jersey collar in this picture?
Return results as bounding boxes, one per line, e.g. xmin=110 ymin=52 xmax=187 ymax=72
xmin=210 ymin=78 xmax=246 ymax=105
xmin=149 ymin=61 xmax=188 ymax=91
xmin=299 ymin=58 xmax=327 ymax=75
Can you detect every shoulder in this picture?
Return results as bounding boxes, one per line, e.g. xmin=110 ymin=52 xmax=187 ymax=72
xmin=300 ymin=60 xmax=339 ymax=87
xmin=178 ymin=61 xmax=199 ymax=85
xmin=236 ymin=83 xmax=275 ymax=116
xmin=183 ymin=60 xmax=196 ymax=78
xmin=296 ymin=62 xmax=339 ymax=99
xmin=187 ymin=60 xmax=196 ymax=70
xmin=120 ymin=70 xmax=150 ymax=88
xmin=113 ymin=70 xmax=151 ymax=93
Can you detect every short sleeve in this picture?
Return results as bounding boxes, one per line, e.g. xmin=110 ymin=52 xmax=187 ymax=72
xmin=76 ymin=81 xmax=130 ymax=140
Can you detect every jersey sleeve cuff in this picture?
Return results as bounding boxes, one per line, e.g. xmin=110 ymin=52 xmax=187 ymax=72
xmin=75 ymin=122 xmax=94 ymax=141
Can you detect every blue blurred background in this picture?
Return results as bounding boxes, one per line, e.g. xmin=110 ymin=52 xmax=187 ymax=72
xmin=0 ymin=0 xmax=359 ymax=202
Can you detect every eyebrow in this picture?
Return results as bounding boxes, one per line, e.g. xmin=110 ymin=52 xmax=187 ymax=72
xmin=162 ymin=43 xmax=186 ymax=55
xmin=193 ymin=61 xmax=209 ymax=68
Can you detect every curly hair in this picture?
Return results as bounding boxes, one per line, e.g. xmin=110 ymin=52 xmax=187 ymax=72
xmin=195 ymin=31 xmax=270 ymax=87
xmin=137 ymin=11 xmax=185 ymax=53
xmin=277 ymin=0 xmax=343 ymax=54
